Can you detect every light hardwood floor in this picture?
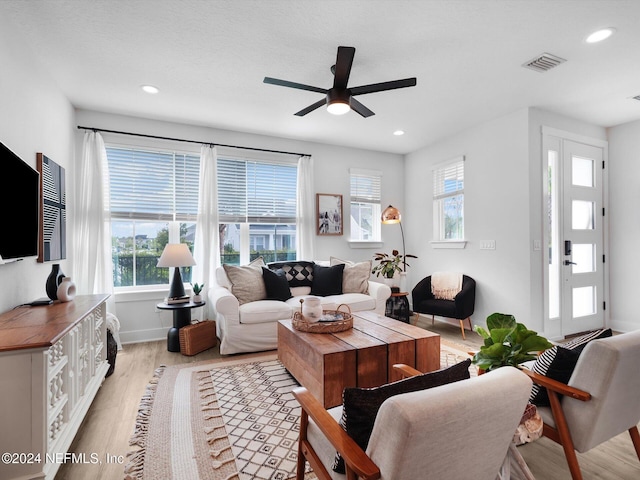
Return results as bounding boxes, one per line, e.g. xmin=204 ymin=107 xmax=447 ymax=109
xmin=56 ymin=317 xmax=640 ymax=479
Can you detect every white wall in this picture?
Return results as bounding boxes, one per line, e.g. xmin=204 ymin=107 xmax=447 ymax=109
xmin=0 ymin=19 xmax=75 ymax=314
xmin=404 ymin=107 xmax=609 ymax=337
xmin=404 ymin=109 xmax=532 ymax=330
xmin=607 ymin=119 xmax=640 ymax=333
xmin=75 ymin=110 xmax=404 ymax=343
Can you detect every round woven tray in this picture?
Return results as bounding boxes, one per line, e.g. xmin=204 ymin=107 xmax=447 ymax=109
xmin=292 ymin=304 xmax=353 ymax=333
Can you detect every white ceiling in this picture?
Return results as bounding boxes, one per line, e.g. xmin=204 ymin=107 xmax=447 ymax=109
xmin=2 ymin=0 xmax=640 ymax=154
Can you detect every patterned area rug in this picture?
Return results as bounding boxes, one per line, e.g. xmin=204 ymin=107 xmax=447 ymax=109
xmin=125 ymin=344 xmax=474 ymax=480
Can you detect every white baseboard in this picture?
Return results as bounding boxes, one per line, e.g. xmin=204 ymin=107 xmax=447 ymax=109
xmin=120 ymin=327 xmax=167 ymax=345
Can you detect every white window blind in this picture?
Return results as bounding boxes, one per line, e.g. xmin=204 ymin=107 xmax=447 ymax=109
xmin=217 ymin=157 xmax=297 ymax=224
xmin=106 ymin=146 xmax=200 ymax=221
xmin=350 ymin=169 xmax=382 ymax=203
xmin=433 ymin=158 xmax=464 ymax=199
xmin=350 ymin=168 xmax=382 ymax=241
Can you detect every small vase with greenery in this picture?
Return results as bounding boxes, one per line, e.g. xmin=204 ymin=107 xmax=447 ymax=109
xmin=472 ymin=312 xmax=553 ymax=372
xmin=371 ymin=250 xmax=417 ymax=279
xmin=191 ymin=282 xmax=205 ymax=303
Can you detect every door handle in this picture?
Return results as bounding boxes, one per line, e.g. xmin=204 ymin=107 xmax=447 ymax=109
xmin=564 ymin=260 xmax=577 ymax=266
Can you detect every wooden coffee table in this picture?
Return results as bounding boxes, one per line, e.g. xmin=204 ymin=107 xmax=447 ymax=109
xmin=277 ymin=310 xmax=440 ymax=408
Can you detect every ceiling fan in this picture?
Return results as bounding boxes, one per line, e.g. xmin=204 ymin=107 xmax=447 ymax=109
xmin=263 ymin=46 xmax=417 ymax=118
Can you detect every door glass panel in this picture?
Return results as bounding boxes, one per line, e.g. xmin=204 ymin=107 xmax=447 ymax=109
xmin=572 ymin=244 xmax=595 ymax=274
xmin=573 ymin=286 xmax=596 ymax=318
xmin=548 ymin=151 xmax=560 ymax=319
xmin=572 ymin=156 xmax=594 ymax=187
xmin=572 ymin=201 xmax=594 ymax=230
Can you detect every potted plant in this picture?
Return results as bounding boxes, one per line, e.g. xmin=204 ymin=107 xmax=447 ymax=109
xmin=472 ymin=312 xmax=553 ymax=372
xmin=191 ymin=282 xmax=205 ymax=303
xmin=371 ymin=249 xmax=417 ymax=282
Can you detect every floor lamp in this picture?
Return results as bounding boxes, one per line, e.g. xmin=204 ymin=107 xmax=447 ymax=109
xmin=381 ymin=205 xmax=406 ymax=272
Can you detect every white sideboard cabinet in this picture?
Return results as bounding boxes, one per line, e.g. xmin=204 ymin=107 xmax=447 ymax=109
xmin=0 ymin=294 xmax=110 ymax=480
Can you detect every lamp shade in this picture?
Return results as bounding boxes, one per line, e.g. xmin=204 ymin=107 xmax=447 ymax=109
xmin=381 ymin=205 xmax=401 ymax=224
xmin=157 ymin=243 xmax=196 ymax=268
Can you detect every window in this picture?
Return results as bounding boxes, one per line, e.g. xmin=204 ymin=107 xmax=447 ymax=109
xmin=433 ymin=156 xmax=464 ymax=241
xmin=217 ymin=157 xmax=297 ymax=265
xmin=106 ymin=146 xmax=199 ymax=288
xmin=350 ymin=169 xmax=382 ymax=241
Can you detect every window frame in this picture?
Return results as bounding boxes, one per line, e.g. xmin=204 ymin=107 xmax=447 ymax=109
xmin=349 ymin=168 xmax=382 ymax=242
xmin=431 ymin=156 xmax=466 ymax=248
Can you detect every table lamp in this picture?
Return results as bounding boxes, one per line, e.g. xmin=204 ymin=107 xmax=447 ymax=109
xmin=157 ymin=243 xmax=196 ymax=299
xmin=381 ymin=205 xmax=406 ymax=272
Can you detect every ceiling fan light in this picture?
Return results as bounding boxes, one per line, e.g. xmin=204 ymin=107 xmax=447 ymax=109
xmin=327 ymin=100 xmax=350 ymax=115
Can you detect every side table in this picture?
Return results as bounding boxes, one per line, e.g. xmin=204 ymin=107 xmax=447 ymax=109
xmin=157 ymin=301 xmax=206 ymax=352
xmin=385 ymin=291 xmax=410 ymax=323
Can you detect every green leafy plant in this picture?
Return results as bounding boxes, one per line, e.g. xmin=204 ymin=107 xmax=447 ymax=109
xmin=191 ymin=282 xmax=205 ymax=295
xmin=472 ymin=312 xmax=553 ymax=371
xmin=371 ymin=250 xmax=417 ymax=278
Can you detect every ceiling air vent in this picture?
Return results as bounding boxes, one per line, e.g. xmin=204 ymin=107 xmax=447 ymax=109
xmin=522 ymin=53 xmax=566 ymax=73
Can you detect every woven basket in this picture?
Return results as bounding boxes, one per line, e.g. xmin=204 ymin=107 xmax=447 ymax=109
xmin=292 ymin=304 xmax=353 ymax=333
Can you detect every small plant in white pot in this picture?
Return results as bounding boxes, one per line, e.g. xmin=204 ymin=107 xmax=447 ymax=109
xmin=371 ymin=249 xmax=417 ymax=288
xmin=191 ymin=282 xmax=205 ymax=303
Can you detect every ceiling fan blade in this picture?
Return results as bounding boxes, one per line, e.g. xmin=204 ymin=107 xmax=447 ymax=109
xmin=294 ymin=98 xmax=327 ymax=116
xmin=350 ymin=77 xmax=417 ymax=96
xmin=263 ymin=77 xmax=327 ymax=94
xmin=333 ymin=46 xmax=356 ymax=90
xmin=349 ymin=98 xmax=375 ymax=118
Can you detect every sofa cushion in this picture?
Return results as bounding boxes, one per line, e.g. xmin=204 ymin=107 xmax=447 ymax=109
xmin=330 ymin=257 xmax=371 ymax=294
xmin=323 ymin=293 xmax=375 ymax=312
xmin=238 ymin=300 xmax=293 ymax=324
xmin=529 ymin=328 xmax=612 ymax=406
xmin=222 ymin=257 xmax=266 ymax=305
xmin=268 ymin=261 xmax=315 ymax=287
xmin=310 ymin=263 xmax=345 ymax=296
xmin=333 ymin=359 xmax=472 ymax=473
xmin=262 ymin=267 xmax=292 ymax=301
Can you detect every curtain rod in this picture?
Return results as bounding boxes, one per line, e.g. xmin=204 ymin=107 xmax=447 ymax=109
xmin=76 ymin=126 xmax=310 ymax=157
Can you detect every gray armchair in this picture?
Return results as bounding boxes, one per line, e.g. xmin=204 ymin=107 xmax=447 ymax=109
xmin=521 ymin=330 xmax=640 ymax=480
xmin=294 ymin=366 xmax=532 ymax=480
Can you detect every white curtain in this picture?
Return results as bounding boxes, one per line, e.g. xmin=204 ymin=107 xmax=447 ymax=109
xmin=75 ymin=131 xmax=120 ymax=343
xmin=296 ymin=155 xmax=315 ymax=260
xmin=193 ymin=145 xmax=220 ymax=320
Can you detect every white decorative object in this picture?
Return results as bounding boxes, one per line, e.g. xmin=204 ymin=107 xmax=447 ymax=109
xmin=56 ymin=277 xmax=77 ymax=302
xmin=301 ymin=296 xmax=323 ymax=323
xmin=192 ymin=294 xmax=202 ymax=303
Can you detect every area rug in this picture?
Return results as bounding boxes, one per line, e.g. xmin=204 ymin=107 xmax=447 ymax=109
xmin=125 ymin=343 xmax=473 ymax=480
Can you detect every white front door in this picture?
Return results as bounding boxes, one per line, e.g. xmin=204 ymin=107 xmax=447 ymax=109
xmin=545 ymin=133 xmax=606 ymax=337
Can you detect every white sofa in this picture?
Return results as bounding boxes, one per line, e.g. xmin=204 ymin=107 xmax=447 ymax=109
xmin=210 ymin=259 xmax=392 ymax=355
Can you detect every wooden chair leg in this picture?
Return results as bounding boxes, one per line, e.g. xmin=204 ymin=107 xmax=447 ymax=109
xmin=548 ymin=389 xmax=583 ymax=480
xmin=467 ymin=317 xmax=473 ymax=332
xmin=629 ymin=425 xmax=640 ymax=461
xmin=296 ymin=411 xmax=309 ymax=480
xmin=459 ymin=319 xmax=466 ymax=340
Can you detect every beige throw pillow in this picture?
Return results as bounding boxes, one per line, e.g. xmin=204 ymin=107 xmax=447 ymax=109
xmin=223 ymin=257 xmax=267 ymax=305
xmin=330 ymin=257 xmax=371 ymax=294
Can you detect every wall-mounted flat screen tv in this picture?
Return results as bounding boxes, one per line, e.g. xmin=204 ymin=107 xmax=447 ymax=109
xmin=0 ymin=141 xmax=39 ymax=262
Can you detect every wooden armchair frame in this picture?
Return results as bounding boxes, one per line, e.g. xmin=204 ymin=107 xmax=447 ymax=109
xmin=520 ymin=367 xmax=640 ymax=480
xmin=293 ymin=364 xmax=419 ymax=480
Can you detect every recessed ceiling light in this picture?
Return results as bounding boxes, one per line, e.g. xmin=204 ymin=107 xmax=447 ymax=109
xmin=141 ymin=85 xmax=159 ymax=94
xmin=585 ymin=28 xmax=616 ymax=44
xmin=393 ymin=130 xmax=405 ymax=136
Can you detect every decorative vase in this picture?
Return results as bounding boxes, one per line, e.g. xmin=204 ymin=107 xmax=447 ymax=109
xmin=301 ymin=296 xmax=323 ymax=323
xmin=56 ymin=277 xmax=76 ymax=302
xmin=192 ymin=294 xmax=202 ymax=303
xmin=46 ymin=264 xmax=65 ymax=300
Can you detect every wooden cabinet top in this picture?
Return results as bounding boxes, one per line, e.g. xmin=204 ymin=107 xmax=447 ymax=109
xmin=0 ymin=294 xmax=109 ymax=352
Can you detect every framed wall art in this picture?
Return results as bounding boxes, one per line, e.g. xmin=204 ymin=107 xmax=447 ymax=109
xmin=37 ymin=153 xmax=66 ymax=262
xmin=316 ymin=193 xmax=343 ymax=236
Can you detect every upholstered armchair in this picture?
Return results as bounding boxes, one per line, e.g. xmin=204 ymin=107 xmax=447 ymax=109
xmin=412 ymin=274 xmax=476 ymax=339
xmin=293 ymin=366 xmax=532 ymax=480
xmin=520 ymin=330 xmax=640 ymax=480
